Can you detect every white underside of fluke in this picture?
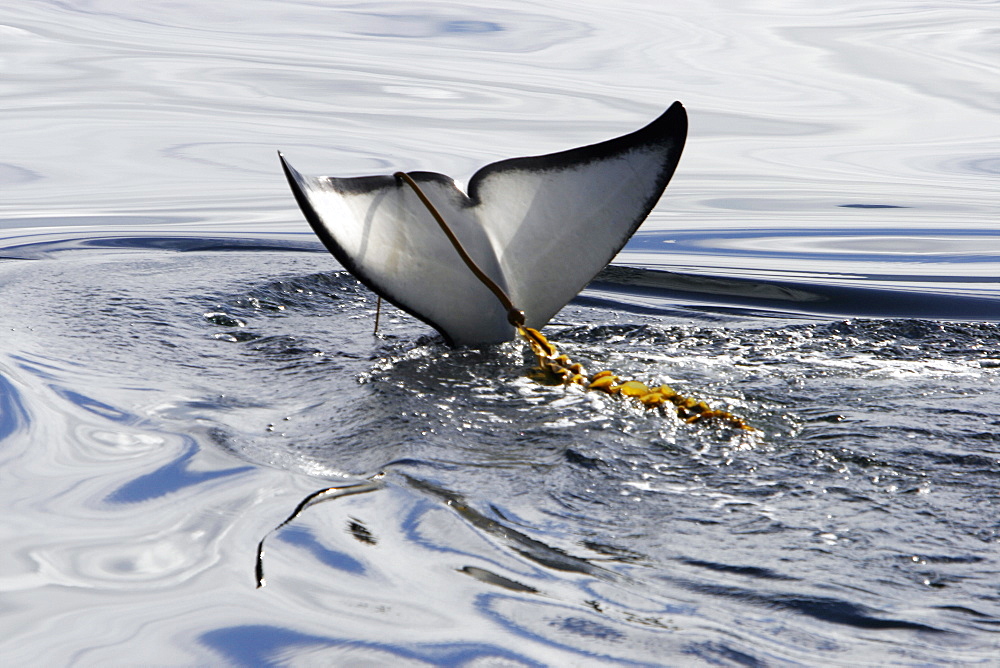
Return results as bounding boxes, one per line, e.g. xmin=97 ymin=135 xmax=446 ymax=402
xmin=281 ymin=102 xmax=687 ymax=346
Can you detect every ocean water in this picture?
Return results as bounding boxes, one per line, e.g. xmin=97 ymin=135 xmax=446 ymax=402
xmin=1 ymin=1 xmax=998 ymax=665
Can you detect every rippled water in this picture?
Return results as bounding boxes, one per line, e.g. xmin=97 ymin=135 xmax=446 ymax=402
xmin=2 ymin=1 xmax=998 ymax=665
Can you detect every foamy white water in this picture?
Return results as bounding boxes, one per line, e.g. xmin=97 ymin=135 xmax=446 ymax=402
xmin=1 ymin=1 xmax=998 ymax=664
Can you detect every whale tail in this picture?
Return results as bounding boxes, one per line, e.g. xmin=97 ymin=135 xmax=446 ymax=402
xmin=280 ymin=102 xmax=688 ymax=346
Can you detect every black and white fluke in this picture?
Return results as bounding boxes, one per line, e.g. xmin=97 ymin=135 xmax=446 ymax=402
xmin=281 ymin=102 xmax=687 ymax=346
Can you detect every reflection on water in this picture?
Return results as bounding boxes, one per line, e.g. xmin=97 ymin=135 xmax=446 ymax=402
xmin=2 ymin=0 xmax=996 ymax=226
xmin=1 ymin=236 xmax=998 ymax=664
xmin=1 ymin=0 xmax=998 ymax=663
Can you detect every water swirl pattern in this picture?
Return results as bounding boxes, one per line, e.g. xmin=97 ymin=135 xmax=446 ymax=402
xmin=1 ymin=1 xmax=998 ymax=664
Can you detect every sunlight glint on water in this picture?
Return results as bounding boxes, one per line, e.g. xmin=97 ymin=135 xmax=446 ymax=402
xmin=1 ymin=0 xmax=998 ymax=664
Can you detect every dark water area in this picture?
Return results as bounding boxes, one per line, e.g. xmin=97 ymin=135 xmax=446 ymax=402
xmin=2 ymin=0 xmax=998 ymax=664
xmin=1 ymin=233 xmax=999 ymax=664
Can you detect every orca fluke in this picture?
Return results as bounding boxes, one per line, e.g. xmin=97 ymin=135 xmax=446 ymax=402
xmin=280 ymin=102 xmax=687 ymax=346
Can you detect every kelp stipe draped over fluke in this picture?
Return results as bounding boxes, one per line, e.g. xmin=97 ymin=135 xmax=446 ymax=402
xmin=280 ymin=102 xmax=687 ymax=346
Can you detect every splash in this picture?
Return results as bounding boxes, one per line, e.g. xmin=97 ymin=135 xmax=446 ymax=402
xmin=518 ymin=326 xmax=754 ymax=430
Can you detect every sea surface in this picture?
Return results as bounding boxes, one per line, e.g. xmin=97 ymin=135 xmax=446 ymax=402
xmin=1 ymin=1 xmax=998 ymax=665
